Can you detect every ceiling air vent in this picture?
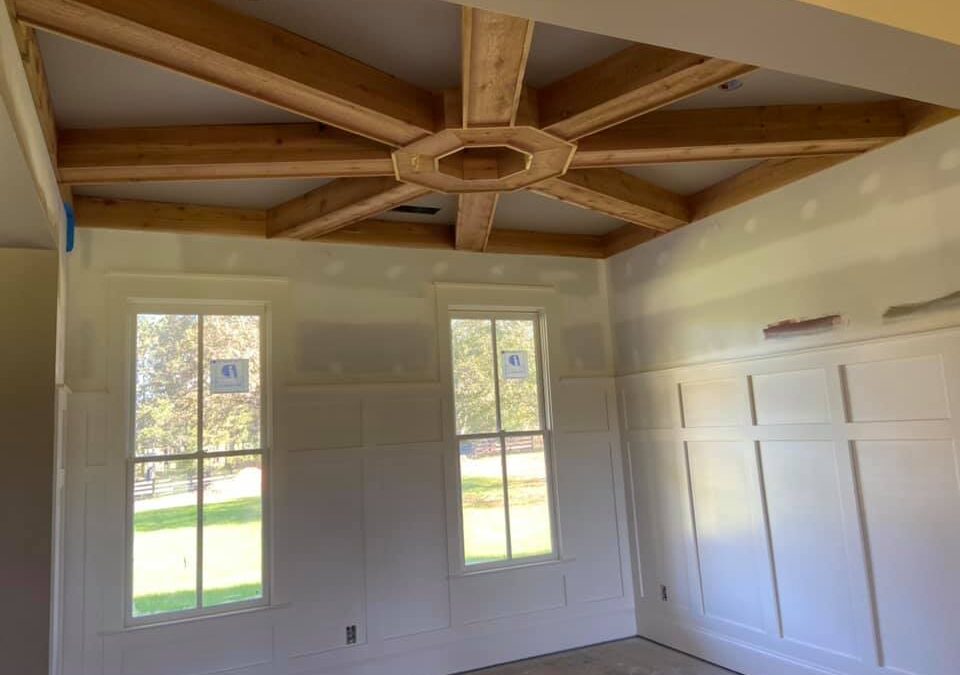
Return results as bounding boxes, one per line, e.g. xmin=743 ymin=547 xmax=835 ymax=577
xmin=390 ymin=204 xmax=441 ymax=216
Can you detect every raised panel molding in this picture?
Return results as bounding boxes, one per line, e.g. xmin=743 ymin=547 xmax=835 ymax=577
xmin=842 ymin=355 xmax=950 ymax=422
xmin=624 ymin=328 xmax=960 ymax=675
xmin=752 ymin=369 xmax=830 ymax=425
xmin=854 ymin=439 xmax=960 ymax=675
xmin=680 ymin=378 xmax=747 ymax=428
xmin=687 ymin=441 xmax=769 ymax=632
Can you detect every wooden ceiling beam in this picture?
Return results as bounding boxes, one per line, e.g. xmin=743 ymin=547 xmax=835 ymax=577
xmin=461 ymin=7 xmax=534 ymax=128
xmin=57 ymin=124 xmax=395 ymax=184
xmin=455 ymin=7 xmax=533 ymax=252
xmin=15 ymin=0 xmax=437 ymax=146
xmin=538 ymin=44 xmax=755 ymax=141
xmin=572 ymin=100 xmax=907 ymax=167
xmin=531 ymin=168 xmax=689 ymax=232
xmin=266 ymin=177 xmax=430 ymax=239
xmin=73 ymin=195 xmax=605 ymax=258
xmin=74 ymin=195 xmax=266 ymax=237
xmin=6 ymin=1 xmax=57 ymax=164
xmin=689 ymin=155 xmax=858 ymax=222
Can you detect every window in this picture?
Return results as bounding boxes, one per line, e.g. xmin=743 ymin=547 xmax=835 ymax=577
xmin=129 ymin=309 xmax=266 ymax=620
xmin=450 ymin=312 xmax=556 ymax=568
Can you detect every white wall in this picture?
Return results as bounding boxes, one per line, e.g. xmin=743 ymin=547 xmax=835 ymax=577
xmin=0 ymin=248 xmax=59 ymax=675
xmin=61 ymin=230 xmax=635 ymax=675
xmin=610 ymin=118 xmax=960 ymax=675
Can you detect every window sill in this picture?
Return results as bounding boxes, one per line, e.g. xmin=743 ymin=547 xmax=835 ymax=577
xmin=449 ymin=556 xmax=575 ymax=579
xmin=101 ymin=601 xmax=291 ymax=635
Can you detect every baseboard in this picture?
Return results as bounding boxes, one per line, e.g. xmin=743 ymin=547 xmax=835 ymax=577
xmin=309 ymin=607 xmax=637 ymax=675
xmin=637 ymin=616 xmax=848 ymax=675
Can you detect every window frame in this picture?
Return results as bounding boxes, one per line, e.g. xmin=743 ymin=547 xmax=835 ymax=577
xmin=448 ymin=308 xmax=560 ymax=573
xmin=124 ymin=301 xmax=271 ymax=626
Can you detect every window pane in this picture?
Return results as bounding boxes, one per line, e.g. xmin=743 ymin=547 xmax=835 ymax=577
xmin=203 ymin=315 xmax=262 ymax=452
xmin=135 ymin=314 xmax=198 ymax=456
xmin=202 ymin=455 xmax=263 ymax=607
xmin=451 ymin=319 xmax=497 ymax=435
xmin=505 ymin=435 xmax=553 ymax=559
xmin=132 ymin=459 xmax=198 ymax=617
xmin=495 ymin=319 xmax=541 ymax=432
xmin=459 ymin=438 xmax=507 ymax=565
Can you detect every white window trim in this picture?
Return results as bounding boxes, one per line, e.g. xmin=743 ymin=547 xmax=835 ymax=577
xmin=448 ymin=309 xmax=560 ymax=573
xmin=124 ymin=300 xmax=271 ymax=627
xmin=434 ymin=281 xmax=571 ymax=576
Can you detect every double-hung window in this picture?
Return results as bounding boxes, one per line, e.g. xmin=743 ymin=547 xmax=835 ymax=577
xmin=449 ymin=311 xmax=556 ymax=568
xmin=129 ymin=308 xmax=267 ymax=621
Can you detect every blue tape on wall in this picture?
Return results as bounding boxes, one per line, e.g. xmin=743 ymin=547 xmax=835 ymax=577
xmin=64 ymin=202 xmax=75 ymax=253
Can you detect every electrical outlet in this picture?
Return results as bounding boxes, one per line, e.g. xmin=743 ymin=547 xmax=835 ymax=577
xmin=660 ymin=584 xmax=669 ymax=602
xmin=346 ymin=624 xmax=357 ymax=645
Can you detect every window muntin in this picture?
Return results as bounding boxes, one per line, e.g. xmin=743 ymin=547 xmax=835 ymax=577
xmin=450 ymin=312 xmax=555 ymax=568
xmin=131 ymin=311 xmax=266 ymax=621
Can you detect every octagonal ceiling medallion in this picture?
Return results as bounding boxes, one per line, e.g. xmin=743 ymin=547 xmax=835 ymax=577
xmin=392 ymin=126 xmax=576 ymax=193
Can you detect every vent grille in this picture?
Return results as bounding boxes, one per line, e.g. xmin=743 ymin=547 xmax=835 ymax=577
xmin=390 ymin=204 xmax=441 ymax=216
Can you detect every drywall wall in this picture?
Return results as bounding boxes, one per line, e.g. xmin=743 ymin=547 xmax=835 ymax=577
xmin=61 ymin=231 xmax=634 ymax=675
xmin=0 ymin=248 xmax=59 ymax=675
xmin=440 ymin=0 xmax=960 ymax=108
xmin=609 ymin=116 xmax=960 ymax=374
xmin=610 ymin=118 xmax=960 ymax=675
xmin=791 ymin=0 xmax=960 ymax=46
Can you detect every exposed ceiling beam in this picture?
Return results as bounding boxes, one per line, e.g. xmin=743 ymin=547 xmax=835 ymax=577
xmin=461 ymin=7 xmax=534 ymax=127
xmin=73 ymin=195 xmax=605 ymax=258
xmin=689 ymin=154 xmax=857 ymax=222
xmin=57 ymin=123 xmax=395 ymax=184
xmin=572 ymin=100 xmax=906 ymax=167
xmin=531 ymin=168 xmax=689 ymax=232
xmin=486 ymin=228 xmax=605 ymax=258
xmin=601 ymin=224 xmax=660 ymax=257
xmin=456 ymin=193 xmax=499 ymax=251
xmin=74 ymin=195 xmax=266 ymax=237
xmin=15 ymin=0 xmax=437 ymax=146
xmin=899 ymin=101 xmax=960 ymax=134
xmin=455 ymin=8 xmax=533 ymax=252
xmin=1 ymin=0 xmax=62 ymax=244
xmin=538 ymin=44 xmax=755 ymax=141
xmin=6 ymin=2 xmax=56 ymax=164
xmin=266 ymin=177 xmax=430 ymax=239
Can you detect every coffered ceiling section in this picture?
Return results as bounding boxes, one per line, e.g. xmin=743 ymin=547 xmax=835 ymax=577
xmin=10 ymin=0 xmax=956 ymax=258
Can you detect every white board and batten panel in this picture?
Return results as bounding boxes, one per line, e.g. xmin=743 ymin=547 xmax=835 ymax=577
xmin=622 ymin=328 xmax=960 ymax=675
xmin=63 ymin=375 xmax=636 ymax=675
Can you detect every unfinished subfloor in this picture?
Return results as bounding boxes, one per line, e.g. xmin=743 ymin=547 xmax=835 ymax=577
xmin=465 ymin=638 xmax=736 ymax=675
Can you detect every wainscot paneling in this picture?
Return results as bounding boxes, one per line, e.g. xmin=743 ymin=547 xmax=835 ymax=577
xmin=622 ymin=328 xmax=960 ymax=675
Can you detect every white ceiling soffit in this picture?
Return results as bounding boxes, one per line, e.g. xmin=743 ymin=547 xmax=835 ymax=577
xmin=624 ymin=160 xmax=762 ymax=196
xmin=74 ymin=179 xmax=331 ymax=210
xmin=436 ymin=0 xmax=960 ymax=108
xmin=217 ymin=0 xmax=630 ymax=90
xmin=0 ymin=105 xmax=55 ymax=247
xmin=37 ymin=32 xmax=305 ymax=127
xmin=495 ymin=191 xmax=621 ymax=235
xmin=669 ymin=69 xmax=889 ymax=109
xmin=39 ymin=31 xmax=886 ymax=130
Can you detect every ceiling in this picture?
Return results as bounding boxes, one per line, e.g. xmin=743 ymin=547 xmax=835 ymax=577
xmin=34 ymin=0 xmax=897 ymax=238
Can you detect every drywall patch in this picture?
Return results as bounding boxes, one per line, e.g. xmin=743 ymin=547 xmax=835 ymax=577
xmin=763 ymin=314 xmax=843 ymax=339
xmin=884 ymin=290 xmax=960 ymax=320
xmin=297 ymin=322 xmax=432 ymax=376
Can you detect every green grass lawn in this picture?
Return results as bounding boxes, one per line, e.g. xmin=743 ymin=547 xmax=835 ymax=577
xmin=461 ymin=456 xmax=552 ymax=565
xmin=133 ymin=459 xmax=552 ymax=615
xmin=132 ymin=496 xmax=262 ymax=617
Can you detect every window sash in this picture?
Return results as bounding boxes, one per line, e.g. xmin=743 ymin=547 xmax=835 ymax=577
xmin=450 ymin=310 xmax=556 ymax=570
xmin=127 ymin=308 xmax=268 ymax=625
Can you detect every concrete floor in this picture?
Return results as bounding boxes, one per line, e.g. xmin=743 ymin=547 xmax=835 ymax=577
xmin=465 ymin=638 xmax=737 ymax=675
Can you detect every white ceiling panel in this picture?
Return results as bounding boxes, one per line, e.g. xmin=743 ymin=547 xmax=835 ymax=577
xmin=74 ymin=179 xmax=331 ymax=209
xmin=624 ymin=160 xmax=761 ymax=195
